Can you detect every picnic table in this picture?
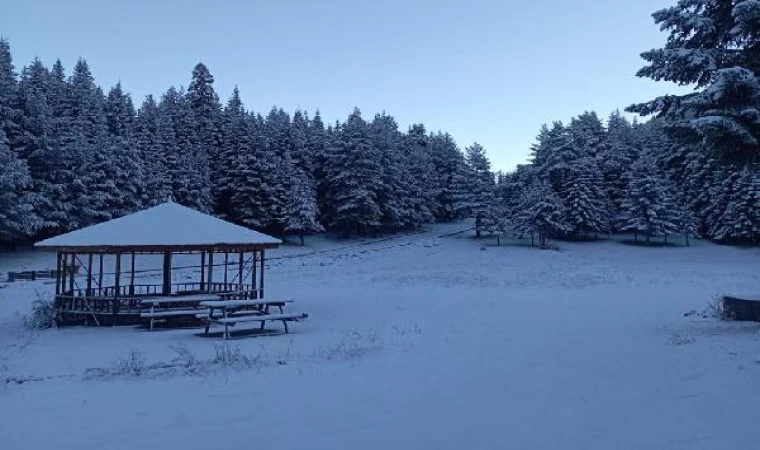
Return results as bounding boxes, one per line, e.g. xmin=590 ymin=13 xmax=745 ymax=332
xmin=198 ymin=299 xmax=307 ymax=339
xmin=140 ymin=294 xmax=219 ymax=330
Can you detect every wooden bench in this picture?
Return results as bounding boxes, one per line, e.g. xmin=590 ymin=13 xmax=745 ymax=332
xmin=140 ymin=294 xmax=221 ymax=330
xmin=210 ymin=312 xmax=308 ymax=339
xmin=198 ymin=299 xmax=304 ymax=339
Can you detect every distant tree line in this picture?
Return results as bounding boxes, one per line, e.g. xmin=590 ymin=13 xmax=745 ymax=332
xmin=468 ymin=0 xmax=760 ymax=246
xmin=0 ymin=39 xmax=492 ymax=246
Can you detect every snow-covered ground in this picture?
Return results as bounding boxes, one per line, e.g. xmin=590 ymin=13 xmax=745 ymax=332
xmin=1 ymin=222 xmax=760 ymax=450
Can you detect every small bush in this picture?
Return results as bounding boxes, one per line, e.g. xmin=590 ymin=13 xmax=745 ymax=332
xmin=23 ymin=292 xmax=55 ymax=330
xmin=170 ymin=344 xmax=199 ymax=369
xmin=111 ymin=349 xmax=147 ymax=377
xmin=319 ymin=329 xmax=383 ymax=362
xmin=211 ymin=342 xmax=264 ymax=369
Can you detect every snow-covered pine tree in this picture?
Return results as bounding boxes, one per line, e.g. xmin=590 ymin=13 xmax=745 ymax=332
xmin=599 ymin=111 xmax=638 ymax=224
xmin=54 ymin=59 xmax=113 ymax=228
xmin=158 ymin=87 xmax=212 ymax=212
xmin=285 ymin=168 xmax=324 ymax=245
xmin=308 ymin=111 xmax=329 ymax=215
xmin=561 ymin=157 xmax=610 ymax=238
xmin=399 ymin=124 xmax=436 ymax=226
xmin=569 ymin=111 xmax=607 ymax=159
xmin=428 ymin=132 xmax=467 ymax=221
xmin=227 ymin=113 xmax=278 ymax=230
xmin=629 ymin=0 xmax=760 ymax=162
xmin=290 ymin=109 xmax=312 ymax=175
xmin=216 ymin=86 xmax=246 ymax=218
xmin=458 ymin=143 xmax=498 ymax=238
xmin=186 ymin=63 xmax=222 ymax=211
xmin=369 ymin=112 xmax=406 ymax=229
xmin=0 ymin=127 xmax=41 ymax=244
xmin=136 ymin=95 xmax=171 ymax=206
xmin=103 ymin=83 xmax=144 ymax=217
xmin=618 ymin=153 xmax=682 ymax=243
xmin=709 ymin=166 xmax=760 ymax=243
xmin=513 ymin=179 xmax=569 ymax=247
xmin=531 ymin=121 xmax=580 ymax=194
xmin=323 ymin=108 xmax=383 ymax=236
xmin=0 ymin=38 xmax=22 ymax=152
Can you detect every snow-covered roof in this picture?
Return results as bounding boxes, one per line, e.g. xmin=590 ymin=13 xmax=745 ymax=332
xmin=35 ymin=201 xmax=281 ymax=251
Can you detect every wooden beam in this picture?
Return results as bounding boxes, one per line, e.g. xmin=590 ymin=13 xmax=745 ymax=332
xmin=200 ymin=251 xmax=206 ymax=291
xmin=60 ymin=253 xmax=68 ymax=294
xmin=113 ymin=253 xmax=122 ymax=323
xmin=251 ymin=251 xmax=257 ymax=299
xmin=207 ymin=251 xmax=214 ymax=293
xmin=98 ymin=254 xmax=104 ymax=292
xmin=259 ymin=249 xmax=265 ymax=299
xmin=55 ymin=252 xmax=62 ymax=296
xmin=223 ymin=252 xmax=229 ymax=287
xmin=68 ymin=252 xmax=75 ymax=294
xmin=238 ymin=251 xmax=244 ymax=291
xmin=86 ymin=253 xmax=93 ymax=298
xmin=162 ymin=251 xmax=172 ymax=296
xmin=130 ymin=253 xmax=136 ymax=295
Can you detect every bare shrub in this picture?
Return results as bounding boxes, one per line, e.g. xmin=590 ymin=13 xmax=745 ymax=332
xmin=319 ymin=329 xmax=383 ymax=362
xmin=170 ymin=344 xmax=199 ymax=370
xmin=111 ymin=348 xmax=147 ymax=377
xmin=23 ymin=291 xmax=55 ymax=330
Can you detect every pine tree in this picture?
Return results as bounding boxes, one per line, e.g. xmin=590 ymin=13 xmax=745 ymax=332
xmin=569 ymin=111 xmax=607 ymax=158
xmin=458 ymin=143 xmax=498 ymax=237
xmin=514 ymin=180 xmax=569 ymax=247
xmin=561 ymin=158 xmax=610 ymax=237
xmin=103 ymin=83 xmax=144 ymax=217
xmin=285 ymin=169 xmax=324 ymax=245
xmin=323 ymin=108 xmax=383 ymax=236
xmin=428 ymin=132 xmax=467 ymax=221
xmin=709 ymin=166 xmax=760 ymax=243
xmin=136 ymin=95 xmax=171 ymax=206
xmin=0 ymin=128 xmax=41 ymax=244
xmin=186 ymin=63 xmax=222 ymax=211
xmin=400 ymin=124 xmax=436 ymax=226
xmin=0 ymin=38 xmax=22 ymax=151
xmin=629 ymin=0 xmax=760 ymax=162
xmin=599 ymin=111 xmax=638 ymax=224
xmin=618 ymin=154 xmax=682 ymax=243
xmin=158 ymin=87 xmax=212 ymax=212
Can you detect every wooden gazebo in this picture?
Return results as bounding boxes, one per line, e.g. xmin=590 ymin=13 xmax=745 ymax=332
xmin=34 ymin=201 xmax=281 ymax=326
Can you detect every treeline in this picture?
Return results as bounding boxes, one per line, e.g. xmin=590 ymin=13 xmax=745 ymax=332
xmin=0 ymin=39 xmax=487 ymax=246
xmin=472 ymin=0 xmax=760 ymax=246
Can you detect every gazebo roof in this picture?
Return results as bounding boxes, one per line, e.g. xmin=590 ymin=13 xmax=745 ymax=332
xmin=35 ymin=201 xmax=282 ymax=252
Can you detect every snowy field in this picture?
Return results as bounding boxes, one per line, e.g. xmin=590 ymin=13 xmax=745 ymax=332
xmin=1 ymin=222 xmax=760 ymax=450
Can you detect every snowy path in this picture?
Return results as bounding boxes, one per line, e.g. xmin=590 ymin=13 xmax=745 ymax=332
xmin=1 ymin=225 xmax=760 ymax=450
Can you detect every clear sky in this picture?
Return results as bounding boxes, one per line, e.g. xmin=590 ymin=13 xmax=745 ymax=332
xmin=1 ymin=0 xmax=686 ymax=171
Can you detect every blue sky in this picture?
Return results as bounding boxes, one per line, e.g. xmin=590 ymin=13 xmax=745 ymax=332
xmin=2 ymin=0 xmax=686 ymax=171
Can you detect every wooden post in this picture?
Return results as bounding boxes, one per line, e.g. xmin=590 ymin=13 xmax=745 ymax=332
xmin=238 ymin=251 xmax=244 ymax=292
xmin=259 ymin=249 xmax=265 ymax=299
xmin=207 ymin=251 xmax=214 ymax=293
xmin=113 ymin=253 xmax=121 ymax=325
xmin=223 ymin=252 xmax=229 ymax=288
xmin=200 ymin=251 xmax=206 ymax=291
xmin=162 ymin=251 xmax=172 ymax=296
xmin=130 ymin=253 xmax=136 ymax=295
xmin=86 ymin=253 xmax=93 ymax=298
xmin=55 ymin=252 xmax=62 ymax=296
xmin=251 ymin=251 xmax=257 ymax=299
xmin=98 ymin=254 xmax=104 ymax=294
xmin=68 ymin=253 xmax=76 ymax=294
xmin=60 ymin=253 xmax=68 ymax=294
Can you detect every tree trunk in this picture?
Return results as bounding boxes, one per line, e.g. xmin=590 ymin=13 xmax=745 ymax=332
xmin=497 ymin=234 xmax=500 ymax=246
xmin=299 ymin=234 xmax=305 ymax=246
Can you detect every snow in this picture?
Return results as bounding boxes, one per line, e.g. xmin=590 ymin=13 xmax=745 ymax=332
xmin=34 ymin=201 xmax=281 ymax=248
xmin=2 ymin=221 xmax=760 ymax=450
